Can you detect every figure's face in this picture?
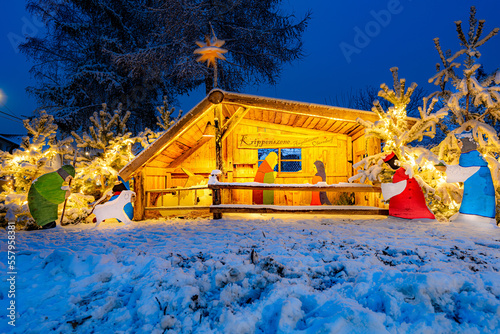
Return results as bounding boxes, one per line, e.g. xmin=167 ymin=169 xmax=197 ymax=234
xmin=65 ymin=176 xmax=73 ymax=183
xmin=267 ymin=153 xmax=278 ymax=168
xmin=313 ymin=164 xmax=318 ymax=173
xmin=457 ymin=137 xmax=477 ymax=153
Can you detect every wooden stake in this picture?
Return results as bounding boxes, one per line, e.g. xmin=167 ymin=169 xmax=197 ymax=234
xmin=59 ymin=177 xmax=72 ymax=226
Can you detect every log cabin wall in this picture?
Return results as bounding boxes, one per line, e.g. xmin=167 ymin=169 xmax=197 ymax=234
xmin=138 ymin=111 xmax=217 ymax=218
xmin=141 ymin=138 xmax=216 ymax=218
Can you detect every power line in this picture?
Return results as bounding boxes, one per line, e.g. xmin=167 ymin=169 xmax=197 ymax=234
xmin=0 ymin=111 xmax=24 ymax=124
xmin=0 ymin=109 xmax=24 ymax=121
xmin=0 ymin=101 xmax=18 ymax=118
xmin=0 ymin=115 xmax=23 ymax=124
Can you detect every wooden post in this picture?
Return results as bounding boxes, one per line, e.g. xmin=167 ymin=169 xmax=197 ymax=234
xmin=226 ymin=171 xmax=233 ymax=204
xmin=133 ymin=170 xmax=145 ymax=221
xmin=212 ymin=172 xmax=222 ymax=220
xmin=347 ymin=136 xmax=353 ymax=178
xmin=214 ymin=115 xmax=224 ymax=173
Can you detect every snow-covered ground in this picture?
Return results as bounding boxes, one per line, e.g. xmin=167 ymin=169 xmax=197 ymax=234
xmin=1 ymin=215 xmax=500 ymax=334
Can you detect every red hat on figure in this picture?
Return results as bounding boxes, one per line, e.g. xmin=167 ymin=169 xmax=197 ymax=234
xmin=383 ymin=152 xmax=399 ymax=170
xmin=383 ymin=152 xmax=395 ymax=162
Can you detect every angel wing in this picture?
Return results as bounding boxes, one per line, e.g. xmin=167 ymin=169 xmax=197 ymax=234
xmin=446 ymin=165 xmax=480 ymax=183
xmin=381 ymin=180 xmax=407 ymax=200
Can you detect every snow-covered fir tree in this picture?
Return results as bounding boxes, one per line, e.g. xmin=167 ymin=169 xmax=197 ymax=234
xmin=0 ymin=98 xmax=181 ymax=227
xmin=21 ymin=0 xmax=309 ymax=132
xmin=71 ymin=104 xmax=135 ymax=198
xmin=156 ymin=97 xmax=182 ymax=131
xmin=0 ymin=111 xmax=72 ymax=226
xmin=48 ymin=103 xmax=137 ymax=225
xmin=349 ymin=68 xmax=453 ymax=219
xmin=430 ymin=6 xmax=500 ymax=222
xmin=351 ymin=7 xmax=500 ymax=222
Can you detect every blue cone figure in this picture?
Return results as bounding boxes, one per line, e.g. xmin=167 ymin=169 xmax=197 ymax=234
xmin=445 ymin=131 xmax=496 ymax=220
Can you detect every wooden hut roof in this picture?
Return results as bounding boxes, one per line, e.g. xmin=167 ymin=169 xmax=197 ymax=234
xmin=119 ymin=89 xmax=414 ymax=180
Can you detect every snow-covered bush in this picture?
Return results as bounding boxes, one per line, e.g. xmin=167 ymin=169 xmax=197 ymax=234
xmin=68 ymin=101 xmax=180 ymax=224
xmin=0 ymin=98 xmax=180 ymax=228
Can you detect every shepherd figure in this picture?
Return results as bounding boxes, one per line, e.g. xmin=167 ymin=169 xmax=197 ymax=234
xmin=253 ymin=152 xmax=278 ymax=205
xmin=311 ymin=160 xmax=332 ymax=206
xmin=27 ymin=165 xmax=75 ymax=229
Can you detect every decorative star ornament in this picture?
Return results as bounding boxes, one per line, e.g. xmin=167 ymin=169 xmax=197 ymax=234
xmin=194 ymin=34 xmax=228 ymax=67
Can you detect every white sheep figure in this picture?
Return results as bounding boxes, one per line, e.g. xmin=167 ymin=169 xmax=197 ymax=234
xmin=93 ymin=190 xmax=135 ymax=227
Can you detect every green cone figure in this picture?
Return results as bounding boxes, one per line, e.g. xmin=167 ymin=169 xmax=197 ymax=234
xmin=28 ymin=165 xmax=75 ymax=227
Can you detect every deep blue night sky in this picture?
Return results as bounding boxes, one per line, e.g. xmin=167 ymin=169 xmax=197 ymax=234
xmin=1 ymin=0 xmax=499 ymax=135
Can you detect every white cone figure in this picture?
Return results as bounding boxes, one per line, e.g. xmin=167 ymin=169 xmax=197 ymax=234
xmin=93 ymin=190 xmax=135 ymax=227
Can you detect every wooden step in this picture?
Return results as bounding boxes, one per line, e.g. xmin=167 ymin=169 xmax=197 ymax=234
xmin=210 ymin=204 xmax=388 ymax=216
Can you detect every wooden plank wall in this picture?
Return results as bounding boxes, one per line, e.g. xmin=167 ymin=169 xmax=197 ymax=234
xmin=143 ymin=138 xmax=216 ymax=213
xmin=352 ymin=135 xmax=386 ymax=208
xmin=230 ymin=124 xmax=352 ymax=206
xmin=141 ymin=114 xmax=384 ymax=210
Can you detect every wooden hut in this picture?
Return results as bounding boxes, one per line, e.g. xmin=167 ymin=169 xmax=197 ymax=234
xmin=119 ymin=90 xmax=386 ymax=219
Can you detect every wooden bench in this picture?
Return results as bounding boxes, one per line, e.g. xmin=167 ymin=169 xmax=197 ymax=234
xmin=208 ymin=172 xmax=388 ymax=219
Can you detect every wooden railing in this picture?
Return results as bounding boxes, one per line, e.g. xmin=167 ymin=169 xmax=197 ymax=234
xmin=145 ymin=185 xmax=211 ymax=211
xmin=208 ymin=172 xmax=388 ymax=220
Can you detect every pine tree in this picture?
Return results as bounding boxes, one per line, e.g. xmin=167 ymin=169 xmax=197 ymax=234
xmin=0 ymin=104 xmax=168 ymax=227
xmin=350 ymin=7 xmax=500 ymax=221
xmin=430 ymin=6 xmax=499 ymax=125
xmin=349 ymin=68 xmax=452 ymax=219
xmin=156 ymin=97 xmax=182 ymax=131
xmin=430 ymin=6 xmax=500 ymax=222
xmin=20 ymin=0 xmax=309 ymax=132
xmin=138 ymin=97 xmax=183 ymax=148
xmin=71 ymin=104 xmax=135 ymax=199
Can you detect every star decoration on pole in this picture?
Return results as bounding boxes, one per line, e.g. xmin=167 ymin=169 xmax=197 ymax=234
xmin=194 ymin=34 xmax=228 ymax=67
xmin=194 ymin=31 xmax=228 ymax=89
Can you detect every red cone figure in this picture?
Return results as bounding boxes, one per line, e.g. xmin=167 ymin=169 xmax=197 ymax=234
xmin=382 ymin=152 xmax=435 ymax=219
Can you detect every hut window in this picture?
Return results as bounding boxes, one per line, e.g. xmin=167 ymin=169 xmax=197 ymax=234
xmin=258 ymin=148 xmax=302 ymax=172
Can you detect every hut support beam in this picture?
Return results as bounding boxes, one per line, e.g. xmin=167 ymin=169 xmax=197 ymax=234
xmin=215 ymin=106 xmax=224 ymax=172
xmin=221 ymin=107 xmax=249 ymax=141
xmin=133 ymin=170 xmax=145 ymax=221
xmin=167 ymin=135 xmax=213 ymax=168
